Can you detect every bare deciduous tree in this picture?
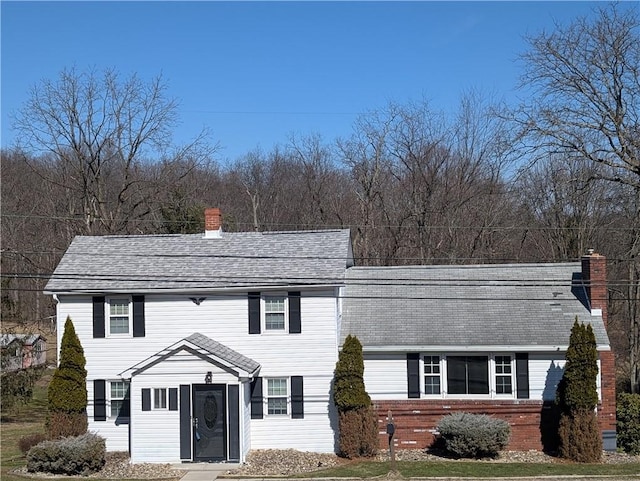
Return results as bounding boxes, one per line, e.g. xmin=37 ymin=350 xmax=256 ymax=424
xmin=514 ymin=4 xmax=640 ymax=188
xmin=515 ymin=4 xmax=640 ymax=392
xmin=13 ymin=67 xmax=215 ymax=235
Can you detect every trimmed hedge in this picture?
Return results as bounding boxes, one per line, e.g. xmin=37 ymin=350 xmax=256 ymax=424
xmin=26 ymin=432 xmax=105 ymax=475
xmin=437 ymin=412 xmax=510 ymax=458
xmin=617 ymin=393 xmax=640 ymax=455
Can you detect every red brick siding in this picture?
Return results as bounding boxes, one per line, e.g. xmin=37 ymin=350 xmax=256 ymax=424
xmin=374 ymin=398 xmax=613 ymax=451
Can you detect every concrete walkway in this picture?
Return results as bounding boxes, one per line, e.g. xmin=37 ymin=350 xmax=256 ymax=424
xmin=173 ymin=463 xmax=240 ymax=481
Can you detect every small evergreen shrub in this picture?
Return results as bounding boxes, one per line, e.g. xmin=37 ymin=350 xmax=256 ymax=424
xmin=47 ymin=317 xmax=88 ymax=438
xmin=338 ymin=406 xmax=379 ymax=459
xmin=557 ymin=409 xmax=601 ymax=462
xmin=437 ymin=412 xmax=510 ymax=458
xmin=556 ymin=320 xmax=602 ymax=462
xmin=26 ymin=432 xmax=106 ymax=475
xmin=47 ymin=411 xmax=89 ymax=439
xmin=18 ymin=433 xmax=48 ymax=455
xmin=333 ymin=335 xmax=377 ymax=458
xmin=617 ymin=393 xmax=640 ymax=455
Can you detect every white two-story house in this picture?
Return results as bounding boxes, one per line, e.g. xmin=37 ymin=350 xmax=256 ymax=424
xmin=45 ymin=208 xmax=353 ymax=463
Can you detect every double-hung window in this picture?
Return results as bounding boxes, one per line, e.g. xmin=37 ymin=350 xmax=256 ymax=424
xmin=266 ymin=378 xmax=288 ymax=415
xmin=108 ymin=298 xmax=131 ymax=335
xmin=110 ymin=381 xmax=130 ymax=418
xmin=423 ymin=355 xmax=441 ymax=395
xmin=494 ymin=355 xmax=513 ymax=394
xmin=264 ymin=296 xmax=286 ymax=331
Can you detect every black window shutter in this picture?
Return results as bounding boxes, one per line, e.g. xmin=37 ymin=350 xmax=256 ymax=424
xmin=132 ymin=295 xmax=145 ymax=337
xmin=291 ymin=376 xmax=304 ymax=419
xmin=248 ymin=292 xmax=261 ymax=334
xmin=516 ymin=353 xmax=530 ymax=399
xmin=94 ymin=380 xmax=107 ymax=421
xmin=169 ymin=388 xmax=178 ymax=411
xmin=179 ymin=385 xmax=191 ymax=459
xmin=289 ymin=292 xmax=301 ymax=334
xmin=407 ymin=353 xmax=420 ymax=398
xmin=142 ymin=388 xmax=151 ymax=411
xmin=250 ymin=377 xmax=263 ymax=419
xmin=93 ymin=297 xmax=105 ymax=338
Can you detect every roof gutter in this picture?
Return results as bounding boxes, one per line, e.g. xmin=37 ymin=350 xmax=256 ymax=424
xmin=44 ymin=283 xmax=346 ymax=296
xmin=362 ymin=344 xmax=611 ymax=353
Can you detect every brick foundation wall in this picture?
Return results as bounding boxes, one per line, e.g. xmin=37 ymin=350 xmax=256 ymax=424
xmin=373 ymin=398 xmax=612 ymax=451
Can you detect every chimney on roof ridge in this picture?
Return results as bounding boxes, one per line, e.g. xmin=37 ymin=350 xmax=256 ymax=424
xmin=204 ymin=208 xmax=223 ymax=238
xmin=581 ymin=249 xmax=607 ymax=328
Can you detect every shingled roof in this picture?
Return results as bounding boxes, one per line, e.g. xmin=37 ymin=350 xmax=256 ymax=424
xmin=342 ymin=263 xmax=610 ymax=350
xmin=120 ymin=332 xmax=260 ymax=378
xmin=45 ymin=229 xmax=353 ymax=293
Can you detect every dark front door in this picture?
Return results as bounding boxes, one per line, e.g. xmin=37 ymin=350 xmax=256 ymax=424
xmin=192 ymin=384 xmax=226 ymax=462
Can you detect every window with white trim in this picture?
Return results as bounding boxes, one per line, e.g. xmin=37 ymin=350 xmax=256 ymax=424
xmin=423 ymin=355 xmax=441 ymax=395
xmin=495 ymin=355 xmax=513 ymax=394
xmin=420 ymin=354 xmax=518 ymax=398
xmin=264 ymin=296 xmax=286 ymax=331
xmin=108 ymin=298 xmax=131 ymax=335
xmin=110 ymin=380 xmax=130 ymax=418
xmin=153 ymin=388 xmax=168 ymax=410
xmin=266 ymin=378 xmax=288 ymax=415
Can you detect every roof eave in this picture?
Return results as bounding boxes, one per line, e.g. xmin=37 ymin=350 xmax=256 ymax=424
xmin=360 ymin=344 xmax=611 ymax=353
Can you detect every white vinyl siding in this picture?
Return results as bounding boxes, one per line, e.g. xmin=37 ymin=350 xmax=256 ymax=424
xmin=57 ymin=288 xmax=340 ymax=460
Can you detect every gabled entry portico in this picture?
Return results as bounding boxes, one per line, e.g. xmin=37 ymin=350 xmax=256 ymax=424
xmin=121 ymin=333 xmax=260 ymax=464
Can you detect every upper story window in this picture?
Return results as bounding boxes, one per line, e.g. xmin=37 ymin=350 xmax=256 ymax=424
xmin=264 ymin=296 xmax=286 ymax=331
xmin=108 ymin=298 xmax=131 ymax=335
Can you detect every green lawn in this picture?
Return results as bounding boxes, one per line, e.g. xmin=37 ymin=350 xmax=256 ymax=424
xmin=1 ymin=370 xmax=50 ymax=481
xmin=297 ymin=459 xmax=640 ymax=478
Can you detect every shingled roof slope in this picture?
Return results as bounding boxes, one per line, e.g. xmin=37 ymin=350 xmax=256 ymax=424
xmin=45 ymin=229 xmax=352 ymax=293
xmin=342 ymin=263 xmax=610 ymax=349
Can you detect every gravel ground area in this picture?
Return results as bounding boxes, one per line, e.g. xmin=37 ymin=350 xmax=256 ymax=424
xmin=13 ymin=449 xmax=640 ymax=479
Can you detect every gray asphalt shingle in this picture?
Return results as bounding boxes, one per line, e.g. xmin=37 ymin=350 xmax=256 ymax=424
xmin=342 ymin=263 xmax=610 ymax=349
xmin=45 ymin=230 xmax=353 ymax=292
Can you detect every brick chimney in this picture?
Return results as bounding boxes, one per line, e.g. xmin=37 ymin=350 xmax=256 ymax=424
xmin=581 ymin=249 xmax=608 ymax=328
xmin=204 ymin=208 xmax=222 ymax=238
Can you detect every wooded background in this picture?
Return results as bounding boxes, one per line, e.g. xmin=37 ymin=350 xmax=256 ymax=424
xmin=1 ymin=5 xmax=638 ymax=393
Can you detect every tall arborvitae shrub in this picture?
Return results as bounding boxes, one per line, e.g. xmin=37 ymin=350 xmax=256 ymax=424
xmin=47 ymin=317 xmax=88 ymax=438
xmin=556 ymin=319 xmax=601 ymax=462
xmin=333 ymin=335 xmax=378 ymax=458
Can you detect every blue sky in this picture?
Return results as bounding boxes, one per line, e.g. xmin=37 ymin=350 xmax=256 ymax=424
xmin=1 ymin=1 xmax=634 ymax=162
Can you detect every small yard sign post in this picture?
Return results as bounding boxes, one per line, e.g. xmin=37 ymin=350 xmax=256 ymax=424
xmin=386 ymin=410 xmax=396 ymax=471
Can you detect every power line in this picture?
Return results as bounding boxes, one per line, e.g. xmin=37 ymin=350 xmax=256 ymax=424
xmin=2 ymin=212 xmax=639 ymax=231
